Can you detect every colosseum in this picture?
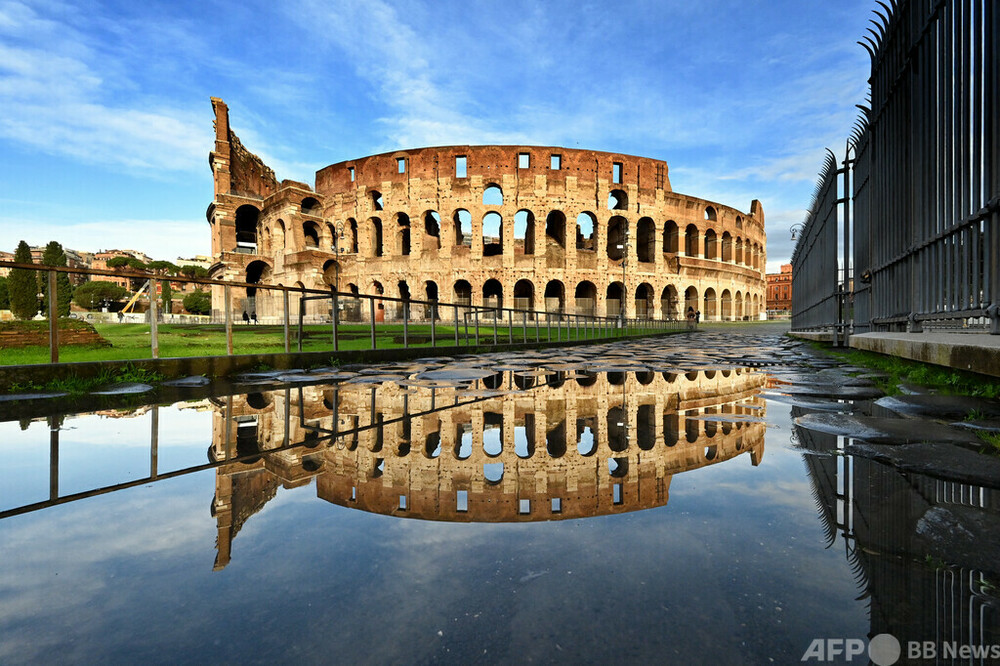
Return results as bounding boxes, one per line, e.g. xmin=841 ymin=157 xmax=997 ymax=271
xmin=207 ymin=98 xmax=766 ymax=323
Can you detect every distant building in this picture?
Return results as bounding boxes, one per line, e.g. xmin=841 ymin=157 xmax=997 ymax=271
xmin=766 ymin=264 xmax=792 ymax=316
xmin=0 ymin=251 xmax=13 ymax=278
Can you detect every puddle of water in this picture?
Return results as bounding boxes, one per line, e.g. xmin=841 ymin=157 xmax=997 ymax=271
xmin=1 ymin=328 xmax=998 ymax=663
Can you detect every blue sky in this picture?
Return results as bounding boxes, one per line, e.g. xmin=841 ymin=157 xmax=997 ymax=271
xmin=0 ymin=0 xmax=874 ymax=270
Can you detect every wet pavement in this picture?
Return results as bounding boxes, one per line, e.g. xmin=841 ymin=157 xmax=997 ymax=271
xmin=1 ymin=324 xmax=999 ymax=663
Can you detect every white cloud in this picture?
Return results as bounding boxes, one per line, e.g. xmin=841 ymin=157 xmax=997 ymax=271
xmin=0 ymin=218 xmax=211 ymax=259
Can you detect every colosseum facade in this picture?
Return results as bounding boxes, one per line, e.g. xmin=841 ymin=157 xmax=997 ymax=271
xmin=207 ymin=98 xmax=766 ymax=322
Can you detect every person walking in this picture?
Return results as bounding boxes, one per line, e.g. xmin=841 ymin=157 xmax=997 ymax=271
xmin=686 ymin=307 xmax=696 ymax=330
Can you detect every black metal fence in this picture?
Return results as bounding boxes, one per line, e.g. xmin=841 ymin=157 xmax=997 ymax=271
xmin=794 ymin=0 xmax=999 ymax=336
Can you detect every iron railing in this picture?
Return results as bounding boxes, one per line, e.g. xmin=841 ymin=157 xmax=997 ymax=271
xmin=793 ymin=0 xmax=999 ymax=337
xmin=0 ymin=261 xmax=684 ymax=364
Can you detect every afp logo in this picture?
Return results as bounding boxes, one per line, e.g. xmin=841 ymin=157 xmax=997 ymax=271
xmin=801 ymin=634 xmax=901 ymax=665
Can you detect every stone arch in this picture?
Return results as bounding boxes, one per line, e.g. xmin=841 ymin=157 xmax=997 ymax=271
xmin=454 ymin=279 xmax=472 ymax=305
xmin=234 ymin=204 xmax=260 ymax=252
xmin=483 ymin=183 xmax=503 ymax=206
xmin=636 ymin=217 xmax=655 ymax=263
xmin=483 ymin=212 xmax=503 ymax=256
xmin=370 ymin=190 xmax=383 ymax=211
xmin=606 ymin=281 xmax=624 ymax=318
xmin=663 ymin=220 xmax=679 ymax=254
xmin=660 ymin=285 xmax=678 ymax=320
xmin=634 ymin=282 xmax=654 ymax=318
xmin=301 ymin=196 xmax=321 ymax=214
xmin=483 ymin=279 xmax=503 ymax=314
xmin=515 ymin=210 xmax=535 ymax=255
xmin=735 ymin=236 xmax=744 ymax=265
xmin=368 ymin=217 xmax=383 ymax=257
xmin=607 ymin=216 xmax=627 ymax=261
xmin=735 ymin=291 xmax=744 ymax=319
xmin=704 ymin=205 xmax=717 ymax=221
xmin=423 ymin=210 xmax=441 ymax=250
xmin=454 ymin=209 xmax=471 ymax=246
xmin=576 ymin=212 xmax=597 ymax=252
xmin=704 ymin=228 xmax=718 ymax=260
xmin=684 ymin=224 xmax=699 ymax=257
xmin=424 ymin=280 xmax=439 ymax=319
xmin=721 ymin=231 xmax=732 ymax=262
xmin=608 ymin=189 xmax=628 ymax=210
xmin=545 ymin=210 xmax=566 ymax=249
xmin=245 ymin=260 xmax=271 ymax=316
xmin=275 ymin=219 xmax=286 ymax=251
xmin=544 ymin=280 xmax=565 ymax=315
xmin=325 ymin=222 xmax=336 ymax=252
xmin=721 ymin=289 xmax=733 ymax=320
xmin=395 ymin=213 xmax=411 ymax=256
xmin=513 ymin=279 xmax=534 ymax=312
xmin=684 ymin=286 xmax=698 ymax=316
xmin=575 ymin=281 xmax=597 ymax=316
xmin=347 ymin=218 xmax=358 ymax=253
xmin=303 ymin=221 xmax=320 ymax=249
xmin=703 ymin=287 xmax=717 ymax=321
xmin=322 ymin=259 xmax=339 ymax=287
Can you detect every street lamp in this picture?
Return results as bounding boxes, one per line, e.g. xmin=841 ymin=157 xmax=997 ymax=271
xmin=790 ymin=223 xmax=804 ymax=241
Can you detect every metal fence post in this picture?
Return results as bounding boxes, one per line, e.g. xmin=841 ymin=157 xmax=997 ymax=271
xmin=369 ymin=297 xmax=377 ymax=349
xmin=403 ymin=300 xmax=409 ymax=348
xmin=149 ymin=277 xmax=159 ymax=359
xmin=507 ymin=308 xmax=513 ymax=344
xmin=224 ymin=284 xmax=233 ymax=356
xmin=298 ymin=294 xmax=304 ymax=353
xmin=332 ymin=290 xmax=339 ymax=351
xmin=431 ymin=302 xmax=437 ymax=347
xmin=283 ymin=290 xmax=290 ymax=353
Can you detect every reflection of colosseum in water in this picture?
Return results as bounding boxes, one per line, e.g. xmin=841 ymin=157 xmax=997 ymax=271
xmin=211 ymin=369 xmax=767 ymax=569
xmin=207 ymin=98 xmax=766 ymax=322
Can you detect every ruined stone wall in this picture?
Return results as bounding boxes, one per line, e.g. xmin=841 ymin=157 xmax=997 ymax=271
xmin=208 ymin=100 xmax=768 ymax=322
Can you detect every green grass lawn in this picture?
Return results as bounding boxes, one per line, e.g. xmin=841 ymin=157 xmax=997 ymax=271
xmin=0 ymin=320 xmax=680 ymax=366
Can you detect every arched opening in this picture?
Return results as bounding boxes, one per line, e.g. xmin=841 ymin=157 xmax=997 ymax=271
xmin=453 ymin=279 xmax=472 ymax=306
xmin=369 ymin=217 xmax=383 ymax=257
xmin=704 ymin=229 xmax=718 ymax=260
xmin=735 ymin=291 xmax=744 ymax=320
xmin=544 ymin=280 xmax=564 ymax=316
xmin=545 ymin=210 xmax=566 ymax=248
xmin=636 ymin=217 xmax=655 ymax=263
xmin=262 ymin=226 xmax=271 ymax=253
xmin=244 ymin=260 xmax=271 ymax=317
xmin=607 ymin=216 xmax=627 ymax=261
xmin=634 ymin=283 xmax=653 ymax=318
xmin=303 ymin=221 xmax=320 ymax=249
xmin=326 ymin=223 xmax=336 ymax=251
xmin=483 ymin=279 xmax=503 ymax=316
xmin=684 ymin=286 xmax=698 ymax=317
xmin=370 ymin=190 xmax=383 ymax=211
xmin=483 ymin=212 xmax=503 ymax=256
xmin=721 ymin=289 xmax=733 ymax=320
xmin=576 ymin=212 xmax=597 ymax=252
xmin=608 ymin=189 xmax=628 ymax=210
xmin=660 ymin=285 xmax=678 ymax=320
xmin=606 ymin=282 xmax=624 ymax=318
xmin=515 ymin=416 xmax=536 ymax=459
xmin=322 ymin=260 xmax=339 ymax=288
xmin=275 ymin=220 xmax=286 ymax=251
xmin=704 ymin=206 xmax=717 ymax=221
xmin=301 ymin=197 xmax=321 ymax=214
xmin=234 ymin=205 xmax=259 ymax=252
xmin=607 ymin=407 xmax=627 ymax=452
xmin=721 ymin=231 xmax=732 ymax=262
xmin=424 ymin=281 xmax=439 ymax=320
xmin=424 ymin=211 xmax=441 ymax=250
xmin=575 ymin=281 xmax=597 ymax=316
xmin=396 ymin=213 xmax=411 ymax=256
xmin=483 ymin=184 xmax=503 ymax=206
xmin=663 ymin=220 xmax=679 ymax=254
xmin=546 ymin=419 xmax=566 ymax=458
xmin=663 ymin=411 xmax=679 ymax=447
xmin=576 ymin=418 xmax=597 ymax=455
xmin=454 ymin=209 xmax=471 ymax=246
xmin=484 ymin=412 xmax=503 ymax=455
xmin=637 ymin=404 xmax=655 ymax=450
xmin=513 ymin=279 xmax=534 ymax=313
xmin=703 ymin=287 xmax=717 ymax=321
xmin=483 ymin=462 xmax=504 ymax=484
xmin=684 ymin=224 xmax=699 ymax=257
xmin=514 ymin=210 xmax=534 ymax=255
xmin=735 ymin=237 xmax=744 ymax=265
xmin=347 ymin=218 xmax=358 ymax=253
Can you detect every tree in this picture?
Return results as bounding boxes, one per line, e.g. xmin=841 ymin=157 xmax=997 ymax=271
xmin=9 ymin=241 xmax=38 ymax=319
xmin=161 ymin=280 xmax=173 ymax=314
xmin=73 ymin=280 xmax=128 ymax=310
xmin=0 ymin=276 xmax=8 ymax=310
xmin=40 ymin=241 xmax=73 ymax=317
xmin=106 ymin=256 xmax=131 ymax=269
xmin=183 ymin=289 xmax=211 ymax=315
